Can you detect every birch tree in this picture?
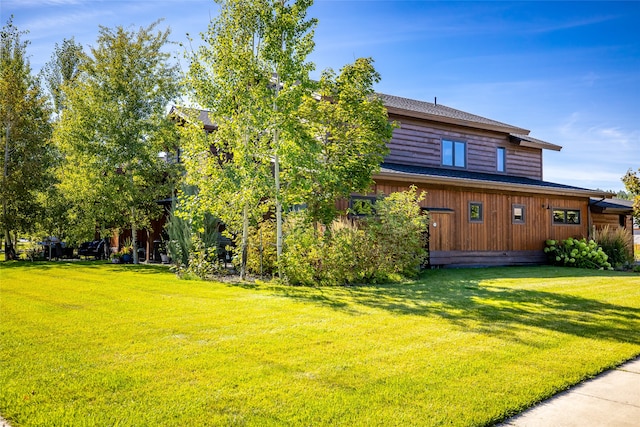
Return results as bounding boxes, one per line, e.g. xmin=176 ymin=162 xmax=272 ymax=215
xmin=55 ymin=21 xmax=181 ymax=262
xmin=183 ymin=0 xmax=316 ymax=278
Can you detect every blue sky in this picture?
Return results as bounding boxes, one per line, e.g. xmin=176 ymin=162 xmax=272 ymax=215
xmin=3 ymin=0 xmax=639 ymax=192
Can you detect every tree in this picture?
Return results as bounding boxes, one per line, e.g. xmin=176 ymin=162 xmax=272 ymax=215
xmin=183 ymin=0 xmax=316 ymax=278
xmin=41 ymin=37 xmax=83 ymax=116
xmin=622 ymin=168 xmax=640 ymax=224
xmin=0 ymin=18 xmax=54 ymax=259
xmin=290 ymin=57 xmax=393 ymax=226
xmin=55 ymin=21 xmax=181 ymax=263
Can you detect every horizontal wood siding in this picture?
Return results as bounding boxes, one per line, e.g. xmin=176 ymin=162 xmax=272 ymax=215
xmin=386 ymin=115 xmax=543 ymax=180
xmin=370 ymin=179 xmax=590 ymax=265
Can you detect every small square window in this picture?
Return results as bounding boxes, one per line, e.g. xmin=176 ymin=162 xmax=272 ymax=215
xmin=512 ymin=204 xmax=525 ymax=224
xmin=469 ymin=202 xmax=483 ymax=222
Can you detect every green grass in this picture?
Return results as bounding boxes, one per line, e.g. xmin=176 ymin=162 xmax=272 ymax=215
xmin=1 ymin=262 xmax=639 ymax=426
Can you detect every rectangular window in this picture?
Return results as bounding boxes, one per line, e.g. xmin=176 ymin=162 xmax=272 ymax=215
xmin=349 ymin=196 xmax=376 ymax=216
xmin=497 ymin=147 xmax=506 ymax=172
xmin=553 ymin=209 xmax=581 ymax=225
xmin=512 ymin=204 xmax=525 ymax=224
xmin=469 ymin=202 xmax=483 ymax=222
xmin=442 ymin=140 xmax=466 ymax=168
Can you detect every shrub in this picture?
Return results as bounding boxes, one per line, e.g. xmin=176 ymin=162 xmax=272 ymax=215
xmin=592 ymin=225 xmax=634 ymax=268
xmin=245 ymin=220 xmax=278 ymax=277
xmin=544 ymin=237 xmax=612 ymax=270
xmin=281 ymin=187 xmax=428 ymax=286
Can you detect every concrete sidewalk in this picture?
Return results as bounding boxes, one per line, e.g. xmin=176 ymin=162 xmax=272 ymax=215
xmin=501 ymin=357 xmax=640 ymax=427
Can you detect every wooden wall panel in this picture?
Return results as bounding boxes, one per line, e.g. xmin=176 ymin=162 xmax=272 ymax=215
xmin=371 ymin=179 xmax=590 ymax=259
xmin=385 ymin=115 xmax=544 ymax=180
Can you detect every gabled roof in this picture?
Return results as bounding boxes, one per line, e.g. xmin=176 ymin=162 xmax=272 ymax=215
xmin=379 ymin=94 xmax=562 ymax=151
xmin=169 ymin=106 xmax=216 ymax=131
xmin=376 ymin=162 xmax=608 ymax=198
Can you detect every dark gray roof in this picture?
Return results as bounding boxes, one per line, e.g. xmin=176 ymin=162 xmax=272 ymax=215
xmin=590 ymin=198 xmax=634 ymax=211
xmin=169 ymin=106 xmax=215 ymax=130
xmin=378 ymin=162 xmax=604 ymax=195
xmin=379 ymin=93 xmax=528 ymax=133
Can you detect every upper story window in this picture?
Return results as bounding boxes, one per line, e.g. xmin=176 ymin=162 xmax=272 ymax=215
xmin=497 ymin=147 xmax=506 ymax=172
xmin=553 ymin=209 xmax=581 ymax=225
xmin=442 ymin=140 xmax=466 ymax=168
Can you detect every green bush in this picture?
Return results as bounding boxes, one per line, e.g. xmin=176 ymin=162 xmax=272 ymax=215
xmin=245 ymin=220 xmax=278 ymax=277
xmin=592 ymin=225 xmax=634 ymax=268
xmin=544 ymin=237 xmax=612 ymax=270
xmin=281 ymin=187 xmax=429 ymax=286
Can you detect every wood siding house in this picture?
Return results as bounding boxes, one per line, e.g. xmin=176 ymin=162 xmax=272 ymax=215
xmin=350 ymin=94 xmax=632 ymax=267
xmin=167 ymin=96 xmax=633 ymax=267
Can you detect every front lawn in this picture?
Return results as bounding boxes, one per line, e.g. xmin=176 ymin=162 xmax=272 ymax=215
xmin=1 ymin=263 xmax=639 ymax=426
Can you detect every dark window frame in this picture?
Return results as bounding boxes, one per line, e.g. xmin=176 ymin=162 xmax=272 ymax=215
xmin=512 ymin=204 xmax=525 ymax=224
xmin=552 ymin=208 xmax=581 ymax=225
xmin=469 ymin=201 xmax=483 ymax=223
xmin=442 ymin=139 xmax=467 ymax=168
xmin=497 ymin=147 xmax=506 ymax=173
xmin=349 ymin=195 xmax=377 ymax=217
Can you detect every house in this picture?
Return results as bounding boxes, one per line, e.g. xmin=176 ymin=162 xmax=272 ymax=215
xmin=166 ymin=96 xmax=633 ymax=267
xmin=344 ymin=94 xmax=633 ymax=267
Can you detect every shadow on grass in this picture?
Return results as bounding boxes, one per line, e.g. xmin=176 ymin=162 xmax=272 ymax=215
xmin=0 ymin=260 xmax=171 ymax=275
xmin=264 ymin=267 xmax=640 ymax=345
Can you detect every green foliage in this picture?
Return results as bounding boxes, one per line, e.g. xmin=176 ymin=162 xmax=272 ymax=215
xmin=167 ymin=191 xmax=226 ymax=279
xmin=1 ymin=18 xmax=55 ymax=258
xmin=41 ymin=37 xmax=83 ymax=114
xmin=165 ymin=206 xmax=191 ymax=269
xmin=622 ymin=168 xmax=640 ymax=225
xmin=282 ymin=188 xmax=428 ymax=285
xmin=245 ymin=219 xmax=278 ymax=276
xmin=288 ymin=58 xmax=394 ymax=226
xmin=544 ymin=237 xmax=612 ymax=270
xmin=55 ymin=20 xmax=181 ymax=249
xmin=592 ymin=225 xmax=634 ymax=268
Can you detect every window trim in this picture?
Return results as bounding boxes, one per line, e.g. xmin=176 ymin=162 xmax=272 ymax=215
xmin=552 ymin=208 xmax=581 ymax=225
xmin=469 ymin=201 xmax=483 ymax=223
xmin=497 ymin=147 xmax=506 ymax=173
xmin=441 ymin=139 xmax=467 ymax=169
xmin=512 ymin=204 xmax=525 ymax=224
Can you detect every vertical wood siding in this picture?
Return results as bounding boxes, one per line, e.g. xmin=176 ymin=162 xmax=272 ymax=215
xmin=370 ymin=179 xmax=589 ymax=255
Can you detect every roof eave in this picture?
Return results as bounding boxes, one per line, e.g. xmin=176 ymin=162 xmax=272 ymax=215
xmin=374 ymin=170 xmax=608 ymax=198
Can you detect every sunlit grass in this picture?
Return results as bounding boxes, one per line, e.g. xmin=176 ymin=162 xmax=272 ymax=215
xmin=1 ymin=262 xmax=639 ymax=426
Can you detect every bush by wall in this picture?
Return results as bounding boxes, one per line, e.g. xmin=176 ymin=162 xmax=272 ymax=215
xmin=592 ymin=225 xmax=634 ymax=268
xmin=544 ymin=237 xmax=612 ymax=270
xmin=281 ymin=187 xmax=429 ymax=286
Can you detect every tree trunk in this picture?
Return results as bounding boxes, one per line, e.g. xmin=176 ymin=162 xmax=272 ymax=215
xmin=132 ymin=206 xmax=139 ymax=264
xmin=240 ymin=203 xmax=249 ymax=280
xmin=275 ymin=151 xmax=283 ymax=277
xmin=3 ymin=117 xmax=16 ymax=260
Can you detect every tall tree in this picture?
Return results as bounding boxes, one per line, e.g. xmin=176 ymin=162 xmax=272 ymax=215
xmin=183 ymin=0 xmax=316 ymax=278
xmin=290 ymin=57 xmax=393 ymax=227
xmin=622 ymin=168 xmax=640 ymax=225
xmin=0 ymin=18 xmax=54 ymax=259
xmin=55 ymin=21 xmax=181 ymax=262
xmin=41 ymin=37 xmax=83 ymax=116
